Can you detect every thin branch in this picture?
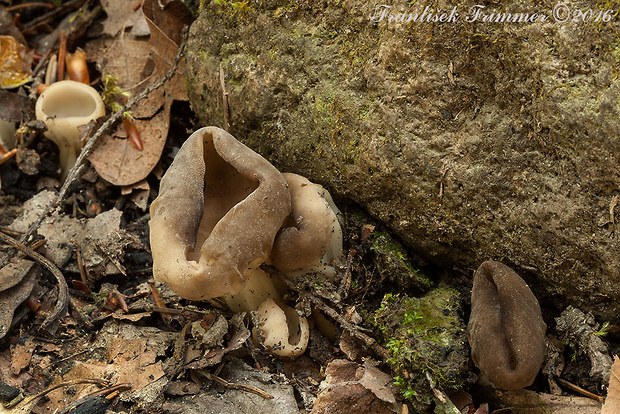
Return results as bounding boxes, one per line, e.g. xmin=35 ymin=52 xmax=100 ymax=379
xmin=555 ymin=377 xmax=604 ymax=403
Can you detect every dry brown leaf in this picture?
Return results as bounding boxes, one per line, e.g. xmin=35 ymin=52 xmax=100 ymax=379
xmin=122 ymin=179 xmax=150 ymax=211
xmin=142 ymin=0 xmax=190 ymax=101
xmin=602 ymin=355 xmax=620 ymax=414
xmin=0 ymin=259 xmax=34 ymax=291
xmin=311 ymin=359 xmax=402 ymax=414
xmin=88 ymin=110 xmax=168 ymax=186
xmin=99 ymin=0 xmax=146 ymax=37
xmin=0 ymin=261 xmax=37 ymax=340
xmin=38 ymin=336 xmax=167 ymax=412
xmin=0 ymin=90 xmax=35 ymax=123
xmin=10 ymin=337 xmax=35 ymax=375
xmin=482 ymin=388 xmax=601 ymax=414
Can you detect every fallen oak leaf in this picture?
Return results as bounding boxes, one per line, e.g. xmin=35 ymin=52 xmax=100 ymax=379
xmin=88 ymin=113 xmax=168 ymax=186
xmin=142 ymin=0 xmax=191 ymax=101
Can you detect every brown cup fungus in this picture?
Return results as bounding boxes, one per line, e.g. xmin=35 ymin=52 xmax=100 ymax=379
xmin=149 ymin=127 xmax=291 ymax=300
xmin=271 ymin=173 xmax=343 ymax=278
xmin=467 ymin=261 xmax=546 ymax=390
xmin=150 ymin=127 xmax=345 ymax=357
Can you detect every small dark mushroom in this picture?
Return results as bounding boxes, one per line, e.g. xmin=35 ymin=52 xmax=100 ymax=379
xmin=467 ymin=261 xmax=546 ymax=390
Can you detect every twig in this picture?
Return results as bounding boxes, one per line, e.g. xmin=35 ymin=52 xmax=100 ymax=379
xmin=6 ymin=3 xmax=55 ymax=12
xmin=19 ymin=27 xmax=189 ymax=246
xmin=0 ymin=230 xmax=68 ymax=336
xmin=70 ymin=239 xmax=88 ymax=286
xmin=0 ymin=149 xmax=17 ymax=165
xmin=555 ymin=377 xmax=604 ymax=403
xmin=57 ymin=32 xmax=67 ymax=81
xmin=265 ymin=265 xmax=391 ymax=360
xmin=198 ymin=370 xmax=273 ymax=400
xmin=142 ymin=305 xmax=214 ymax=316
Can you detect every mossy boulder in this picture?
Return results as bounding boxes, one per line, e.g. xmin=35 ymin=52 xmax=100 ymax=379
xmin=186 ymin=0 xmax=620 ymax=320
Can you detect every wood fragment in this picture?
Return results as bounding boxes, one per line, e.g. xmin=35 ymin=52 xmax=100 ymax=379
xmin=149 ymin=282 xmax=172 ymax=326
xmin=57 ymin=32 xmax=67 ymax=81
xmin=71 ymin=239 xmax=89 ymax=286
xmin=0 ymin=148 xmax=17 ymax=164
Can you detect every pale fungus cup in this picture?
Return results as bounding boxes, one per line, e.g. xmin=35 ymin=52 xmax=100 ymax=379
xmin=35 ymin=80 xmax=105 ymax=182
xmin=223 ymin=268 xmax=310 ymax=357
xmin=271 ymin=173 xmax=343 ymax=278
xmin=0 ymin=119 xmax=16 ymax=151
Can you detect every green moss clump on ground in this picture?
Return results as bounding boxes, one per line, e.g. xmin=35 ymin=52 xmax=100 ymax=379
xmin=372 ymin=286 xmax=470 ymax=412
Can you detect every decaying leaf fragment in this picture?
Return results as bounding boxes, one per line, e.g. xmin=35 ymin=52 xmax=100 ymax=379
xmin=0 ymin=259 xmax=38 ymax=340
xmin=602 ymin=355 xmax=620 ymax=414
xmin=312 ymin=359 xmax=403 ymax=414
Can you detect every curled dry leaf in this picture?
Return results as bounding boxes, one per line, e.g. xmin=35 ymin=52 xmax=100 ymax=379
xmin=0 ymin=259 xmax=38 ymax=340
xmin=99 ymin=0 xmax=147 ymax=37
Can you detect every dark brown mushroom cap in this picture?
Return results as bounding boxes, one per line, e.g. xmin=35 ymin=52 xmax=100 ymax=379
xmin=467 ymin=261 xmax=546 ymax=390
xmin=149 ymin=127 xmax=291 ymax=300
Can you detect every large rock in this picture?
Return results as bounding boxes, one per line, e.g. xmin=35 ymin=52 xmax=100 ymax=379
xmin=186 ymin=0 xmax=620 ymax=320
